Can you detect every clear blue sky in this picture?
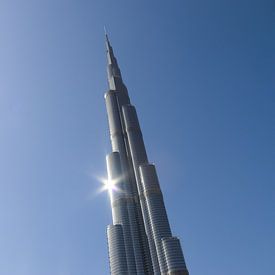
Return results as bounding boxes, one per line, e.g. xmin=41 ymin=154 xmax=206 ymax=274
xmin=0 ymin=0 xmax=274 ymax=274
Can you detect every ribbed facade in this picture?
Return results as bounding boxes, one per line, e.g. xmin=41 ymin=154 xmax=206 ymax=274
xmin=162 ymin=237 xmax=189 ymax=275
xmin=107 ymin=224 xmax=128 ymax=275
xmin=104 ymin=34 xmax=189 ymax=275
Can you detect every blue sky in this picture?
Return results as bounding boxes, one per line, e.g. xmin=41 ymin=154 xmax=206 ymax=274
xmin=0 ymin=0 xmax=274 ymax=274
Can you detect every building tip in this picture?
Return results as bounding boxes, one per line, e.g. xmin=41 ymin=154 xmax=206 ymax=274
xmin=104 ymin=26 xmax=109 ymax=41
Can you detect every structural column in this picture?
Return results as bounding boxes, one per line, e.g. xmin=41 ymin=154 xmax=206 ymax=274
xmin=122 ymin=104 xmax=160 ymax=274
xmin=106 ymin=152 xmax=137 ymax=274
xmin=107 ymin=224 xmax=128 ymax=275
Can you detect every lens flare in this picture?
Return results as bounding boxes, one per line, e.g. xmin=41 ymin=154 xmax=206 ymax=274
xmin=95 ymin=175 xmax=122 ymax=195
xmin=103 ymin=178 xmax=117 ymax=192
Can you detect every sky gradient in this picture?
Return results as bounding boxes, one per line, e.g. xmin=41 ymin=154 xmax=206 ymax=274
xmin=0 ymin=0 xmax=274 ymax=274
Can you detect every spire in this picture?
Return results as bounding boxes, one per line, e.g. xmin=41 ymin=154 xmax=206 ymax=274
xmin=104 ymin=26 xmax=112 ymax=62
xmin=105 ymin=31 xmax=126 ymax=91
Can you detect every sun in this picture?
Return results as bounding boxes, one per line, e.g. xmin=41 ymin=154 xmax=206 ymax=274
xmin=95 ymin=176 xmax=120 ymax=195
xmin=103 ymin=178 xmax=117 ymax=192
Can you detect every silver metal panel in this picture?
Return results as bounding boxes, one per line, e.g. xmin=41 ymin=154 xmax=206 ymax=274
xmin=106 ymin=93 xmax=153 ymax=274
xmin=107 ymin=224 xmax=128 ymax=275
xmin=122 ymin=105 xmax=160 ymax=274
xmin=106 ymin=152 xmax=137 ymax=274
xmin=162 ymin=237 xmax=189 ymax=275
xmin=140 ymin=164 xmax=172 ymax=274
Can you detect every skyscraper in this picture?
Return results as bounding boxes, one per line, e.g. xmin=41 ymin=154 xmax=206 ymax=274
xmin=104 ymin=34 xmax=189 ymax=275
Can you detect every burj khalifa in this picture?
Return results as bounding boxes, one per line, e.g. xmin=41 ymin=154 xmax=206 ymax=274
xmin=104 ymin=34 xmax=189 ymax=275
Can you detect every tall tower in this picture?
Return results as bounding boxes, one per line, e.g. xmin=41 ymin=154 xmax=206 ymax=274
xmin=104 ymin=34 xmax=189 ymax=275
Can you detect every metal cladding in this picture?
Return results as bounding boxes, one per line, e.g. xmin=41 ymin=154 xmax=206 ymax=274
xmin=162 ymin=237 xmax=189 ymax=275
xmin=104 ymin=34 xmax=189 ymax=275
xmin=107 ymin=224 xmax=128 ymax=275
xmin=139 ymin=164 xmax=172 ymax=274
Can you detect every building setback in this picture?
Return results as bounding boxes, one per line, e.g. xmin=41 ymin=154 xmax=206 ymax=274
xmin=104 ymin=34 xmax=189 ymax=275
